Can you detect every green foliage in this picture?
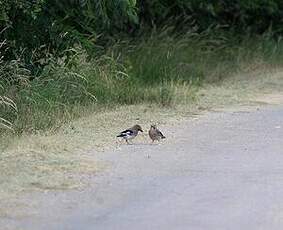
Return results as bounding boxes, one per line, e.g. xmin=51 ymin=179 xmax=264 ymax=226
xmin=137 ymin=0 xmax=283 ymax=33
xmin=0 ymin=0 xmax=138 ymax=73
xmin=1 ymin=0 xmax=283 ymax=68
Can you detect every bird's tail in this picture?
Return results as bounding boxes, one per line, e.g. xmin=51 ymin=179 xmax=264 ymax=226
xmin=117 ymin=134 xmax=126 ymax=138
xmin=158 ymin=130 xmax=166 ymax=139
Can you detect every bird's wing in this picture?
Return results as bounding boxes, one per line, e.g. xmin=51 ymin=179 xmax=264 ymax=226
xmin=121 ymin=129 xmax=134 ymax=136
xmin=117 ymin=129 xmax=134 ymax=137
xmin=122 ymin=129 xmax=134 ymax=134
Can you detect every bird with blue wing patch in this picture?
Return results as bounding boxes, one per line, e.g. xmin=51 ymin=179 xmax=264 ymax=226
xmin=117 ymin=124 xmax=143 ymax=144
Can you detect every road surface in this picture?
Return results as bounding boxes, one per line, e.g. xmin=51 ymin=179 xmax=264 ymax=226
xmin=2 ymin=105 xmax=283 ymax=230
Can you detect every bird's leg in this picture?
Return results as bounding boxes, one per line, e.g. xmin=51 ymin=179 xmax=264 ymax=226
xmin=126 ymin=139 xmax=133 ymax=145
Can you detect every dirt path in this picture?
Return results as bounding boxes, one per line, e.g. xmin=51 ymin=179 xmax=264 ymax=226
xmin=1 ymin=103 xmax=283 ymax=230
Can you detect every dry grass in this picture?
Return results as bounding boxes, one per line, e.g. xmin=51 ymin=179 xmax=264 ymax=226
xmin=198 ymin=67 xmax=283 ymax=109
xmin=0 ymin=68 xmax=282 ymax=211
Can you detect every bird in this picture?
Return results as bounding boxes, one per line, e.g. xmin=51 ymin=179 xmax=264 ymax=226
xmin=117 ymin=124 xmax=143 ymax=144
xmin=148 ymin=125 xmax=165 ymax=143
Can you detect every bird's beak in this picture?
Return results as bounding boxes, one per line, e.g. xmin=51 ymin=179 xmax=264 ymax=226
xmin=140 ymin=129 xmax=143 ymax=132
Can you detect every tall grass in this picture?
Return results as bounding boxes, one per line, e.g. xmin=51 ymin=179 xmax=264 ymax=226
xmin=0 ymin=40 xmax=20 ymax=132
xmin=1 ymin=31 xmax=283 ymax=134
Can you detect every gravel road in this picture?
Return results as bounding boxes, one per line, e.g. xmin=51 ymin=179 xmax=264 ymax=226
xmin=2 ymin=105 xmax=283 ymax=230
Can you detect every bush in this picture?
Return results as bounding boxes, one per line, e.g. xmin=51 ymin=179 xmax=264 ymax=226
xmin=1 ymin=0 xmax=283 ymax=70
xmin=0 ymin=0 xmax=138 ymax=65
xmin=138 ymin=0 xmax=283 ymax=33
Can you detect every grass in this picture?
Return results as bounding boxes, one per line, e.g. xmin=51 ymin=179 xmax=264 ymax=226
xmin=2 ymin=31 xmax=283 ymax=134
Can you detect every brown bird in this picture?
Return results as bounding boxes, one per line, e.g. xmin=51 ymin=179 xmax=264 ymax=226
xmin=117 ymin=124 xmax=143 ymax=144
xmin=148 ymin=125 xmax=166 ymax=143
